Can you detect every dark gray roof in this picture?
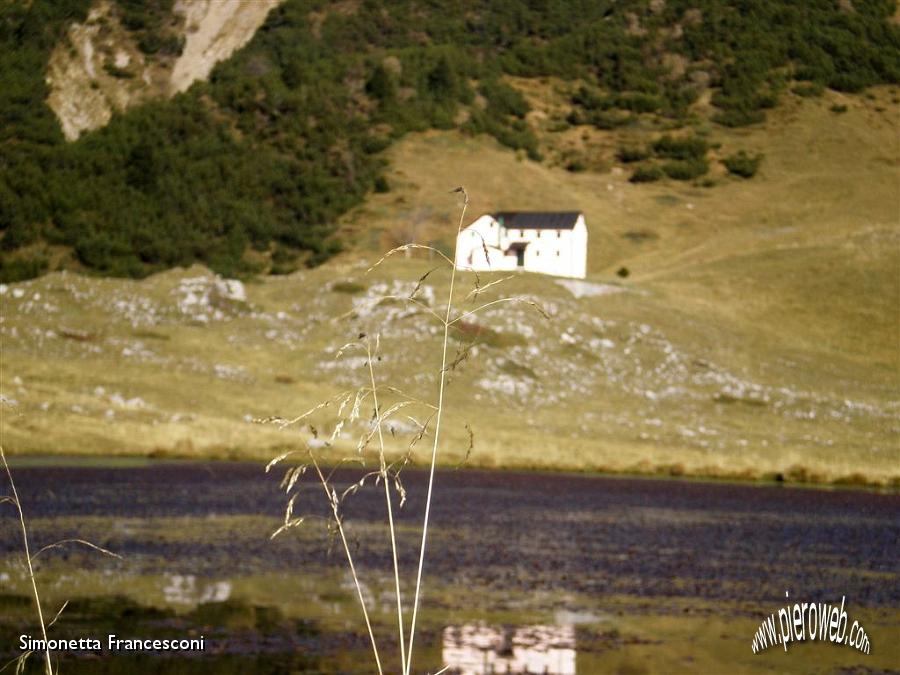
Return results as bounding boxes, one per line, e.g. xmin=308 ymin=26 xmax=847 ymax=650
xmin=493 ymin=211 xmax=581 ymax=230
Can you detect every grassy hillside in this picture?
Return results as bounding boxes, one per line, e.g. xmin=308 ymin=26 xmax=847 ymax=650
xmin=346 ymin=84 xmax=899 ymax=366
xmin=2 ymin=93 xmax=897 ymax=485
xmin=1 ymin=1 xmax=897 ymax=483
xmin=1 ymin=0 xmax=898 ymax=280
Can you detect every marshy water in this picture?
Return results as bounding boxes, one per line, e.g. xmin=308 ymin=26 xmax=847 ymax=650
xmin=1 ymin=460 xmax=898 ymax=673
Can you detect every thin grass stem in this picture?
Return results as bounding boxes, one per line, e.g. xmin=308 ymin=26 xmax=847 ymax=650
xmin=376 ymin=295 xmax=447 ymax=325
xmin=367 ymin=244 xmax=455 ymax=273
xmin=1 ymin=446 xmax=52 ymax=675
xmin=449 ymin=297 xmax=538 ymax=325
xmin=366 ymin=340 xmax=408 ymax=673
xmin=404 ymin=189 xmax=469 ymax=674
xmin=310 ymin=455 xmax=383 ymax=675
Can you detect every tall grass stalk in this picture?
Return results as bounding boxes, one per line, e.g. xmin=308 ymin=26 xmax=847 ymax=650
xmin=404 ymin=189 xmax=468 ymax=674
xmin=310 ymin=454 xmax=384 ymax=674
xmin=1 ymin=445 xmax=52 ymax=675
xmin=264 ymin=186 xmax=544 ymax=672
xmin=366 ymin=338 xmax=408 ymax=673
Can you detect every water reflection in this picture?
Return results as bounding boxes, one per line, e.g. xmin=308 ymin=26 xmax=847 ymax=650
xmin=163 ymin=574 xmax=232 ymax=604
xmin=442 ymin=623 xmax=576 ymax=674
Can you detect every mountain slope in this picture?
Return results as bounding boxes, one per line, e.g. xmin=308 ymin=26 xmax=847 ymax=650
xmin=1 ymin=0 xmax=898 ymax=280
xmin=0 ymin=1 xmax=897 ymax=483
xmin=1 ymin=93 xmax=897 ymax=484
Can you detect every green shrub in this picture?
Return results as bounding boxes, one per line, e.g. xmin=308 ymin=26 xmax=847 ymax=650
xmin=270 ymin=245 xmax=298 ymax=274
xmin=374 ymin=175 xmax=390 ymax=193
xmin=546 ymin=119 xmax=570 ymax=133
xmin=830 ymin=104 xmax=849 ymax=114
xmin=614 ymin=92 xmax=663 ymax=113
xmin=661 ymin=158 xmax=709 ymax=180
xmin=571 ymin=86 xmax=612 ymax=111
xmin=366 ymin=64 xmax=396 ymax=102
xmin=427 ymin=55 xmax=461 ymax=102
xmin=480 ymin=79 xmax=530 ymax=119
xmin=652 ymin=135 xmax=709 ymax=161
xmin=0 ymin=255 xmax=48 ymax=283
xmin=571 ymin=88 xmax=661 ymax=114
xmin=663 ymin=84 xmax=700 ymax=117
xmin=565 ymin=109 xmax=586 ymax=126
xmin=617 ymin=146 xmax=650 ymax=163
xmin=363 ymin=136 xmax=391 ymax=154
xmin=629 ymin=164 xmax=663 ymax=183
xmin=712 ymin=108 xmax=766 ymax=127
xmin=118 ymin=0 xmax=178 ymax=56
xmin=137 ymin=33 xmax=182 ymax=56
xmin=272 ymin=244 xmax=299 ymax=263
xmin=591 ymin=110 xmax=633 ymax=130
xmin=476 ymin=115 xmax=542 ymax=160
xmin=160 ymin=35 xmax=185 ymax=56
xmin=722 ymin=151 xmax=763 ymax=178
xmin=103 ymin=62 xmax=133 ymax=79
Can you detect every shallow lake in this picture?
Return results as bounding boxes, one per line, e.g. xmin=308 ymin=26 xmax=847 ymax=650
xmin=1 ymin=461 xmax=898 ymax=673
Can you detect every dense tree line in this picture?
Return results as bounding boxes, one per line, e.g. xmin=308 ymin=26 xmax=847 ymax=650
xmin=1 ymin=0 xmax=897 ymax=280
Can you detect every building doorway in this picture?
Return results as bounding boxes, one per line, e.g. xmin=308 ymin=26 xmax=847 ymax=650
xmin=507 ymin=242 xmax=527 ymax=268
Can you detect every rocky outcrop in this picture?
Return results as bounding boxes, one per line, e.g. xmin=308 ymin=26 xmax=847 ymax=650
xmin=170 ymin=0 xmax=281 ymax=94
xmin=45 ymin=0 xmax=282 ymax=140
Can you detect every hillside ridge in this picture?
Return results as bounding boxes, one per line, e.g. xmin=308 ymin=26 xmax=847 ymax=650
xmin=1 ymin=0 xmax=897 ymax=281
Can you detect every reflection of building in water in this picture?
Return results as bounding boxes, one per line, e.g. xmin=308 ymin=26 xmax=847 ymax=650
xmin=442 ymin=623 xmax=576 ymax=674
xmin=162 ymin=574 xmax=231 ymax=605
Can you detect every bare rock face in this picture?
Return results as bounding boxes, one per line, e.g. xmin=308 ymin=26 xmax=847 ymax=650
xmin=45 ymin=3 xmax=129 ymax=141
xmin=45 ymin=0 xmax=282 ymax=141
xmin=170 ymin=0 xmax=281 ymax=94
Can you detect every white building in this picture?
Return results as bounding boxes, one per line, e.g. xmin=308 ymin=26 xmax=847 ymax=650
xmin=454 ymin=211 xmax=587 ymax=279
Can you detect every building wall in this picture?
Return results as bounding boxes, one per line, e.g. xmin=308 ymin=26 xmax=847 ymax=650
xmin=455 ymin=214 xmax=588 ymax=279
xmin=454 ymin=215 xmax=512 ymax=271
xmin=570 ymin=216 xmax=588 ymax=278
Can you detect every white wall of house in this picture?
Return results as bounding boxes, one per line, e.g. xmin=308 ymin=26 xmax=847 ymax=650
xmin=454 ymin=214 xmax=510 ymax=271
xmin=454 ymin=213 xmax=588 ymax=279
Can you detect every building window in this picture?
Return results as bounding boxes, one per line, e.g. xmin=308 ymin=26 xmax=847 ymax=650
xmin=536 ymin=250 xmax=540 ymax=257
xmin=556 ymin=251 xmax=560 ymax=256
xmin=557 ymin=230 xmax=561 ymax=238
